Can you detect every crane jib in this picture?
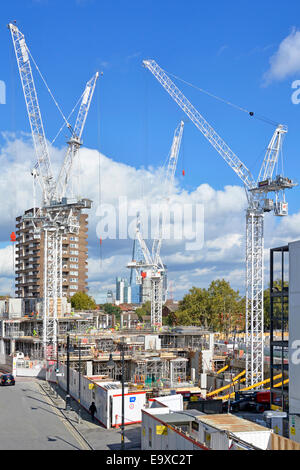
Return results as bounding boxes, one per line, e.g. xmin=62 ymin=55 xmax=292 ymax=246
xmin=143 ymin=59 xmax=256 ymax=190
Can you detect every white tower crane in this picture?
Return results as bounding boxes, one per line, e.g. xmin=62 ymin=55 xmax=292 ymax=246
xmin=143 ymin=59 xmax=296 ymax=385
xmin=54 ymin=72 xmax=99 ymax=202
xmin=127 ymin=121 xmax=184 ymax=327
xmin=9 ymin=23 xmax=98 ymax=359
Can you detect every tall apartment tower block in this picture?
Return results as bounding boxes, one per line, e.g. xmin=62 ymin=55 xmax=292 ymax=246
xmin=15 ymin=208 xmax=89 ymax=299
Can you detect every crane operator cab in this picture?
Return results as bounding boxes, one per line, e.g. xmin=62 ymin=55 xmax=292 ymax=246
xmin=254 ymin=174 xmax=297 ymax=217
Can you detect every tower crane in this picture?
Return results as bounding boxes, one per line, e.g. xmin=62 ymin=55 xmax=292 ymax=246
xmin=54 ymin=72 xmax=99 ymax=202
xmin=152 ymin=120 xmax=184 ymax=268
xmin=127 ymin=121 xmax=184 ymax=327
xmin=9 ymin=23 xmax=98 ymax=359
xmin=143 ymin=59 xmax=296 ymax=385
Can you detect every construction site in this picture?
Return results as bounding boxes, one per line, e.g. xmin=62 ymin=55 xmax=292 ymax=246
xmin=1 ymin=19 xmax=300 ymax=452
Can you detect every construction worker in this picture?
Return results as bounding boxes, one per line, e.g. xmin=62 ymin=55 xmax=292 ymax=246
xmin=89 ymin=401 xmax=97 ymax=422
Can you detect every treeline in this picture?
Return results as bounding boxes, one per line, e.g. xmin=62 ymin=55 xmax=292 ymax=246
xmin=172 ymin=279 xmax=245 ymax=333
xmin=170 ymin=278 xmax=288 ymax=333
xmin=68 ymin=279 xmax=287 ymax=333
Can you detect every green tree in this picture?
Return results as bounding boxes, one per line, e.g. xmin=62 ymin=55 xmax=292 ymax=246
xmin=135 ymin=301 xmax=151 ymax=322
xmin=102 ymin=303 xmax=122 ymax=322
xmin=176 ymin=287 xmax=210 ymax=327
xmin=70 ymin=291 xmax=96 ymax=311
xmin=175 ymin=279 xmax=245 ymax=334
xmin=207 ymin=279 xmax=245 ymax=335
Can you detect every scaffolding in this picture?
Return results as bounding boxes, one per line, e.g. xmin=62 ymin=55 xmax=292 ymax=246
xmin=14 ymin=340 xmax=43 ymax=360
xmin=170 ymin=358 xmax=188 ymax=386
xmin=92 ymin=356 xmax=131 ymax=381
xmin=132 ymin=355 xmax=171 ymax=388
xmin=95 ymin=336 xmax=115 ymax=352
xmin=159 ymin=330 xmax=210 ymax=350
xmin=4 ymin=322 xmax=22 ymax=338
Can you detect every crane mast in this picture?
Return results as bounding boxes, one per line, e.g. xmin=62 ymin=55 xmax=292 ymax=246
xmin=152 ymin=120 xmax=184 ymax=267
xmin=143 ymin=59 xmax=296 ymax=385
xmin=127 ymin=122 xmax=183 ymax=327
xmin=54 ymin=72 xmax=99 ymax=202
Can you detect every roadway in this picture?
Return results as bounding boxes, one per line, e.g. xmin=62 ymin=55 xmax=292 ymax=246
xmin=0 ymin=376 xmax=141 ymax=450
xmin=0 ymin=377 xmax=90 ymax=450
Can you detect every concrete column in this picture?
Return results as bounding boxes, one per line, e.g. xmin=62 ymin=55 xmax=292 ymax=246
xmin=10 ymin=339 xmax=16 ymax=354
xmin=0 ymin=338 xmax=5 ymax=355
xmin=209 ymin=333 xmax=214 ymax=354
xmin=86 ymin=360 xmax=93 ymax=376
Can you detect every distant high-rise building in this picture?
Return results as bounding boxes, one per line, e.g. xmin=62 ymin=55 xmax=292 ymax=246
xmin=106 ymin=290 xmax=114 ymax=304
xmin=131 ymin=283 xmax=142 ymax=304
xmin=124 ymin=283 xmax=131 ymax=304
xmin=116 ymin=277 xmax=131 ymax=304
xmin=15 ymin=207 xmax=89 ymax=299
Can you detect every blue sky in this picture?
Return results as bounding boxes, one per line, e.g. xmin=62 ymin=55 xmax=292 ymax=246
xmin=1 ymin=0 xmax=300 ymax=197
xmin=1 ymin=0 xmax=300 ymax=300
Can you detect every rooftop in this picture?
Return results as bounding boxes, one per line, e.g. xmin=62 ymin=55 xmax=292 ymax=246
xmin=152 ymin=411 xmax=197 ymax=424
xmin=196 ymin=413 xmax=270 ymax=433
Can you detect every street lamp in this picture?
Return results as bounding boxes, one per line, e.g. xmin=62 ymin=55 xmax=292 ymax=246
xmin=66 ymin=335 xmax=71 ymax=410
xmin=120 ymin=339 xmax=125 ymax=451
xmin=107 ymin=353 xmax=115 ymax=372
xmin=65 ymin=335 xmax=74 ymax=410
xmin=78 ymin=338 xmax=81 ymax=423
xmin=106 ymin=348 xmax=125 ymax=450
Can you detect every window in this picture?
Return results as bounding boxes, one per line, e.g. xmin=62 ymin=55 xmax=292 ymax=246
xmin=70 ymin=244 xmax=78 ymax=248
xmin=70 ymin=271 xmax=78 ymax=276
xmin=149 ymin=428 xmax=152 ymax=448
xmin=70 ymin=278 xmax=78 ymax=283
xmin=70 ymin=264 xmax=78 ymax=269
xmin=70 ymin=250 xmax=79 ymax=255
xmin=192 ymin=421 xmax=199 ymax=432
xmin=70 ymin=257 xmax=78 ymax=262
xmin=70 ymin=285 xmax=78 ymax=290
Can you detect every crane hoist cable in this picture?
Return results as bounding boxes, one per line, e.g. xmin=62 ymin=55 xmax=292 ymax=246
xmin=26 ymin=46 xmax=72 ymax=138
xmin=97 ymin=76 xmax=103 ymax=269
xmin=164 ymin=68 xmax=280 ymax=128
xmin=51 ymin=92 xmax=84 ymax=145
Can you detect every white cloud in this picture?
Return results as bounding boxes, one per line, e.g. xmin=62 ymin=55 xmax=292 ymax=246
xmin=263 ymin=28 xmax=300 ymax=85
xmin=0 ymin=245 xmax=14 ymax=277
xmin=0 ymin=133 xmax=300 ymax=302
xmin=0 ymin=245 xmax=15 ymax=296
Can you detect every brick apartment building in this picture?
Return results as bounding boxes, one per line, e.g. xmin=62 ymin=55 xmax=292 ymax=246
xmin=15 ymin=207 xmax=88 ymax=299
